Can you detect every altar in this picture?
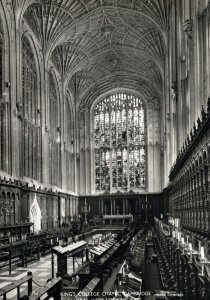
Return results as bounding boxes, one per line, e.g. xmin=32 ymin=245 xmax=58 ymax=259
xmin=102 ymin=213 xmax=133 ymax=225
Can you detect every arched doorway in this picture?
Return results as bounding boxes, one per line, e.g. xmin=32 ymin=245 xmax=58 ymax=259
xmin=30 ymin=194 xmax=41 ymax=233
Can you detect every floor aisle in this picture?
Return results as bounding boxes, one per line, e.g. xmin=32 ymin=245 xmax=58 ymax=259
xmin=103 ymin=261 xmax=124 ymax=293
xmin=143 ymin=244 xmax=162 ymax=300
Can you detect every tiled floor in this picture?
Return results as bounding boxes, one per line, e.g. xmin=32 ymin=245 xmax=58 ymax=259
xmin=0 ymin=254 xmax=85 ymax=300
xmin=0 ymin=256 xmax=52 ymax=300
xmin=0 ymin=233 xmax=101 ymax=300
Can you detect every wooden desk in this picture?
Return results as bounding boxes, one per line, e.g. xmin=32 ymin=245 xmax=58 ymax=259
xmin=52 ymin=241 xmax=87 ymax=277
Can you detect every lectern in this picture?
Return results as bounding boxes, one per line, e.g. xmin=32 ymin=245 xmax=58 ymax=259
xmin=51 ymin=240 xmax=87 ymax=277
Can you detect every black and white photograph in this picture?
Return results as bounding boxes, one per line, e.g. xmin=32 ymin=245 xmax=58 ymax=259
xmin=0 ymin=0 xmax=209 ymax=299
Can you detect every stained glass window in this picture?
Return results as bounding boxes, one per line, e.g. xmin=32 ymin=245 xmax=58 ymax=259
xmin=49 ymin=71 xmax=61 ymax=187
xmin=0 ymin=23 xmax=4 ymax=170
xmin=65 ymin=95 xmax=74 ymax=191
xmin=94 ymin=93 xmax=146 ymax=192
xmin=22 ymin=36 xmax=39 ymax=179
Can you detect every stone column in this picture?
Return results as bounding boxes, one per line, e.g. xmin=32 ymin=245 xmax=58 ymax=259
xmin=99 ymin=199 xmax=101 ymax=216
xmin=73 ymin=197 xmax=75 ymax=218
xmin=113 ymin=199 xmax=116 ymax=215
xmin=110 ymin=199 xmax=113 ymax=215
xmin=101 ymin=199 xmax=104 ymax=215
xmin=126 ymin=198 xmax=128 ymax=214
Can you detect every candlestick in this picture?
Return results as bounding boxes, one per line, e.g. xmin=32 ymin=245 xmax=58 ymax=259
xmin=188 ymin=243 xmax=193 ymax=262
xmin=200 ymin=246 xmax=205 ymax=260
xmin=177 ymin=231 xmax=180 ymax=240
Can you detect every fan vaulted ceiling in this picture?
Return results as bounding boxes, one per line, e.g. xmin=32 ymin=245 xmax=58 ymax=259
xmin=22 ymin=0 xmax=167 ymax=109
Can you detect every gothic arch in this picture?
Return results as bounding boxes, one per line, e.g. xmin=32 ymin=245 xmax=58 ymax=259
xmin=0 ymin=5 xmax=12 ymax=173
xmin=20 ymin=29 xmax=45 ymax=117
xmin=21 ymin=32 xmax=42 ymax=89
xmin=64 ymin=90 xmax=75 ymax=191
xmin=29 ymin=194 xmax=41 ymax=233
xmin=48 ymin=67 xmax=61 ymax=130
xmin=48 ymin=68 xmax=62 ymax=187
xmin=65 ymin=90 xmax=74 ymax=146
xmin=20 ymin=33 xmax=41 ymax=180
xmin=92 ymin=91 xmax=147 ymax=193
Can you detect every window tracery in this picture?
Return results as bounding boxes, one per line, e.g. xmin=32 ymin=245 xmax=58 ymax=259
xmin=94 ymin=93 xmax=146 ymax=192
xmin=0 ymin=23 xmax=4 ymax=171
xmin=22 ymin=36 xmax=40 ymax=179
xmin=65 ymin=95 xmax=74 ymax=191
xmin=49 ymin=71 xmax=61 ymax=187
